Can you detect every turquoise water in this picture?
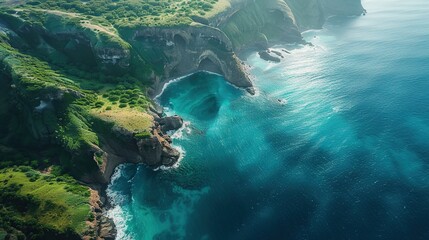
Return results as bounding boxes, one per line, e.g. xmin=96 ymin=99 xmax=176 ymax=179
xmin=107 ymin=0 xmax=429 ymax=239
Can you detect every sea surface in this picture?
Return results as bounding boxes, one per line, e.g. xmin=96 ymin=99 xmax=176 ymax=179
xmin=107 ymin=0 xmax=429 ymax=239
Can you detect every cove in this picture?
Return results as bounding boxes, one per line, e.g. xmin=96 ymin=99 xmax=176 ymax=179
xmin=107 ymin=0 xmax=429 ymax=239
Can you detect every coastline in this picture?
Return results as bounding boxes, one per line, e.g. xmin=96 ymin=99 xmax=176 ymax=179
xmin=89 ymin=3 xmax=367 ymax=239
xmin=0 ymin=1 xmax=368 ymax=239
xmin=98 ymin=36 xmax=349 ymax=240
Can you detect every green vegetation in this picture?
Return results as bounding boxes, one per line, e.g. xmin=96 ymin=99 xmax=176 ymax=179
xmin=0 ymin=21 xmax=153 ymax=173
xmin=0 ymin=0 xmax=236 ymax=238
xmin=135 ymin=130 xmax=151 ymax=140
xmin=0 ymin=167 xmax=90 ymax=239
xmin=4 ymin=0 xmax=221 ymax=27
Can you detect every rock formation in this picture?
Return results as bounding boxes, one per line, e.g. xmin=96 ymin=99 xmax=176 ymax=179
xmin=129 ymin=25 xmax=254 ymax=95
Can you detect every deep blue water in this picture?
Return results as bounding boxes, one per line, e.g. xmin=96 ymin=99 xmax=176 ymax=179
xmin=107 ymin=0 xmax=429 ymax=239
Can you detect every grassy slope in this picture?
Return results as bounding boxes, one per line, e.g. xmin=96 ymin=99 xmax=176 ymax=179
xmin=0 ymin=27 xmax=153 ymax=156
xmin=4 ymin=0 xmax=222 ymax=27
xmin=0 ymin=167 xmax=90 ymax=238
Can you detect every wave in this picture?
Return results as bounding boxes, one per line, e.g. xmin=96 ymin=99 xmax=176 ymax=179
xmin=154 ymin=73 xmax=195 ymax=100
xmin=106 ymin=206 xmax=134 ymax=240
xmin=154 ymin=144 xmax=186 ymax=171
xmin=167 ymin=121 xmax=192 ymax=140
xmin=106 ymin=165 xmax=135 ymax=240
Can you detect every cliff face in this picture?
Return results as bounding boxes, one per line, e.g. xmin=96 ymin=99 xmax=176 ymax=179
xmin=92 ymin=115 xmax=183 ymax=184
xmin=285 ymin=0 xmax=364 ymax=30
xmin=201 ymin=0 xmax=364 ymax=51
xmin=126 ymin=25 xmax=254 ymax=95
xmin=215 ymin=0 xmax=303 ymax=51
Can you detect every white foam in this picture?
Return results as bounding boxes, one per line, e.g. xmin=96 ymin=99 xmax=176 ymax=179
xmin=154 ymin=144 xmax=186 ymax=171
xmin=155 ymin=71 xmax=253 ymax=102
xmin=106 ymin=206 xmax=134 ymax=240
xmin=106 ymin=165 xmax=135 ymax=240
xmin=154 ymin=73 xmax=194 ymax=100
xmin=106 ymin=165 xmax=129 ymax=205
xmin=168 ymin=121 xmax=192 ymax=140
xmin=155 ymin=71 xmax=224 ymax=100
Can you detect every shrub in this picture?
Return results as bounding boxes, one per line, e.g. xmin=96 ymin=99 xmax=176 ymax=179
xmin=108 ymin=96 xmax=119 ymax=102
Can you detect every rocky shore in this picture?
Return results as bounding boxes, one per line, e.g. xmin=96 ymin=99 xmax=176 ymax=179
xmin=90 ymin=0 xmax=366 ymax=237
xmin=89 ymin=104 xmax=185 ymax=239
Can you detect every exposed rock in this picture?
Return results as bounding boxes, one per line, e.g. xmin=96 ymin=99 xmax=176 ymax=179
xmin=98 ymin=216 xmax=117 ymax=240
xmin=94 ymin=47 xmax=130 ymax=70
xmin=136 ymin=128 xmax=180 ymax=167
xmin=158 ymin=115 xmax=184 ymax=132
xmin=271 ymin=50 xmax=284 ymax=58
xmin=94 ymin=119 xmax=182 ymax=182
xmin=149 ymin=103 xmax=164 ymax=118
xmin=282 ymin=49 xmax=292 ymax=54
xmin=130 ymin=25 xmax=254 ymax=96
xmin=258 ymin=50 xmax=281 ymax=62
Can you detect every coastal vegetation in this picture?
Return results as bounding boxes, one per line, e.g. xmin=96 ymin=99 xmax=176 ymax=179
xmin=2 ymin=0 xmax=221 ymax=27
xmin=0 ymin=0 xmax=281 ymax=237
xmin=0 ymin=6 xmax=153 ymax=236
xmin=0 ymin=167 xmax=90 ymax=239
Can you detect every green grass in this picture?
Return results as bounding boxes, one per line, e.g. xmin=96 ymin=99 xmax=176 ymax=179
xmin=0 ymin=29 xmax=155 ymax=176
xmin=0 ymin=0 xmax=224 ymax=27
xmin=0 ymin=167 xmax=91 ymax=237
xmin=6 ymin=0 xmax=222 ymax=27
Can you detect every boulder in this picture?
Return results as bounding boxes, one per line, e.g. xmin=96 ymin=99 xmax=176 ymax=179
xmin=258 ymin=50 xmax=281 ymax=62
xmin=158 ymin=115 xmax=184 ymax=132
xmin=98 ymin=215 xmax=117 ymax=240
xmin=136 ymin=129 xmax=180 ymax=167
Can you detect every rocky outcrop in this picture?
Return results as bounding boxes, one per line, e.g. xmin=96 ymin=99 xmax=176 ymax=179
xmin=158 ymin=115 xmax=184 ymax=133
xmin=94 ymin=47 xmax=130 ymax=71
xmin=128 ymin=25 xmax=254 ymax=95
xmin=258 ymin=50 xmax=282 ymax=62
xmin=97 ymin=216 xmax=117 ymax=240
xmin=136 ymin=126 xmax=180 ymax=167
xmin=95 ymin=114 xmax=183 ymax=183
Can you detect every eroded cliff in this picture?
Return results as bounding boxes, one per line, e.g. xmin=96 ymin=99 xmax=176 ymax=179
xmin=124 ymin=24 xmax=254 ymax=95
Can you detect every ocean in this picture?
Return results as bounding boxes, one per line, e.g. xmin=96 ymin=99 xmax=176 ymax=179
xmin=107 ymin=0 xmax=429 ymax=239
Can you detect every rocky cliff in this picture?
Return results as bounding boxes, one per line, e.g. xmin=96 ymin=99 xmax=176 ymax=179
xmin=198 ymin=0 xmax=365 ymax=52
xmin=124 ymin=24 xmax=254 ymax=96
xmin=213 ymin=0 xmax=303 ymax=51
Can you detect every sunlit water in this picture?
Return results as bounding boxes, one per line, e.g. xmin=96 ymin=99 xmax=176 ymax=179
xmin=107 ymin=0 xmax=429 ymax=239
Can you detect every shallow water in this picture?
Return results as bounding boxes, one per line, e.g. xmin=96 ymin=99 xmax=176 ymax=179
xmin=107 ymin=0 xmax=429 ymax=239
